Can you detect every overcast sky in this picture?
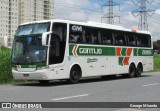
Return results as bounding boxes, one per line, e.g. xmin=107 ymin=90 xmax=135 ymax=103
xmin=54 ymin=0 xmax=160 ymax=41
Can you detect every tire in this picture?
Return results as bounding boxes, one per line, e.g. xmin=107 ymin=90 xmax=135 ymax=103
xmin=38 ymin=80 xmax=49 ymax=85
xmin=128 ymin=64 xmax=136 ymax=78
xmin=69 ymin=66 xmax=80 ymax=84
xmin=135 ymin=65 xmax=142 ymax=77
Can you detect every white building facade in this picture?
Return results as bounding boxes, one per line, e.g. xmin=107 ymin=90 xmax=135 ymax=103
xmin=0 ymin=0 xmax=54 ymax=46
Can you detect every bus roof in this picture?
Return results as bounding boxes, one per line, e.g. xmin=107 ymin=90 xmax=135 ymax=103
xmin=20 ymin=19 xmax=151 ymax=35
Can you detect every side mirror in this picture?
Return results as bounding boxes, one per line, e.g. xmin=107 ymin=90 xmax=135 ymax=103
xmin=42 ymin=32 xmax=52 ymax=46
xmin=3 ymin=36 xmax=8 ymax=47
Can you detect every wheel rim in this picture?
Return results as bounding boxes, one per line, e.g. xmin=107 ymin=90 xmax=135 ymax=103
xmin=136 ymin=66 xmax=142 ymax=77
xmin=137 ymin=67 xmax=141 ymax=74
xmin=130 ymin=65 xmax=135 ymax=77
xmin=71 ymin=71 xmax=79 ymax=80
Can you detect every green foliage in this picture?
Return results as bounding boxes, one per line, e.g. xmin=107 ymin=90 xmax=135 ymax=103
xmin=153 ymin=40 xmax=160 ymax=50
xmin=0 ymin=47 xmax=12 ymax=84
xmin=153 ymin=54 xmax=160 ymax=72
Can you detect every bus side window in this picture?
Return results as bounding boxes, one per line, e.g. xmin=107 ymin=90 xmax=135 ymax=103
xmin=98 ymin=31 xmax=102 ymax=44
xmin=136 ymin=36 xmax=141 ymax=47
xmin=136 ymin=34 xmax=151 ymax=47
xmin=114 ymin=31 xmax=126 ymax=46
xmin=127 ymin=33 xmax=136 ymax=46
xmin=85 ymin=28 xmax=92 ymax=44
xmin=101 ymin=29 xmax=113 ymax=45
xmin=142 ymin=34 xmax=151 ymax=47
xmin=86 ymin=35 xmax=92 ymax=44
xmin=92 ymin=30 xmax=99 ymax=44
xmin=70 ymin=34 xmax=79 ymax=43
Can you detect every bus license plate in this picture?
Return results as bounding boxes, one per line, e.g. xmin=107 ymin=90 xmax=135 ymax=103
xmin=23 ymin=74 xmax=29 ymax=77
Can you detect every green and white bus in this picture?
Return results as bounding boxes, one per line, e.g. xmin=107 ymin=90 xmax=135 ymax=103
xmin=12 ymin=19 xmax=153 ymax=84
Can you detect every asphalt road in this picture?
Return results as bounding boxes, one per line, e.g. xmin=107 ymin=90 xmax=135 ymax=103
xmin=0 ymin=72 xmax=160 ymax=111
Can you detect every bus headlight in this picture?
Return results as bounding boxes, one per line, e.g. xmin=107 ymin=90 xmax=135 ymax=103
xmin=37 ymin=66 xmax=48 ymax=70
xmin=12 ymin=67 xmax=17 ymax=71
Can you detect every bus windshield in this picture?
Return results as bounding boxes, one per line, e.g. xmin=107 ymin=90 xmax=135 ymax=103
xmin=15 ymin=22 xmax=50 ymax=36
xmin=12 ymin=36 xmax=47 ymax=64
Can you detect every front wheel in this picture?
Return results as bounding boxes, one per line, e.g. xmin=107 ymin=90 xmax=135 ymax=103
xmin=68 ymin=66 xmax=80 ymax=84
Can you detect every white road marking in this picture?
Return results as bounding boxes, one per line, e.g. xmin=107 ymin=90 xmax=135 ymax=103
xmin=52 ymin=94 xmax=90 ymax=101
xmin=142 ymin=83 xmax=159 ymax=87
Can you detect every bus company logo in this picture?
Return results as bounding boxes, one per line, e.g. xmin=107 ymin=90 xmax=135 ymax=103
xmin=87 ymin=58 xmax=98 ymax=63
xmin=79 ymin=48 xmax=102 ymax=55
xmin=2 ymin=103 xmax=11 ymax=108
xmin=72 ymin=25 xmax=82 ymax=32
xmin=72 ymin=45 xmax=103 ymax=56
xmin=116 ymin=47 xmax=133 ymax=66
xmin=116 ymin=47 xmax=133 ymax=56
xmin=72 ymin=45 xmax=78 ymax=56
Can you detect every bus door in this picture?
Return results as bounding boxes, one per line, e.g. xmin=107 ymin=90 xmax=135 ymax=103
xmin=49 ymin=23 xmax=67 ymax=67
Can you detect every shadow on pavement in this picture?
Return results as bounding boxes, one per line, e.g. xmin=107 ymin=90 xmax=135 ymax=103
xmin=13 ymin=74 xmax=152 ymax=87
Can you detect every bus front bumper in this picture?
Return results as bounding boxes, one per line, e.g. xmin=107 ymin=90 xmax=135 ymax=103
xmin=12 ymin=69 xmax=49 ymax=80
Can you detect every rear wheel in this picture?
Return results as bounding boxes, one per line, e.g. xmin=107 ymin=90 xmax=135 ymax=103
xmin=135 ymin=64 xmax=142 ymax=77
xmin=69 ymin=66 xmax=80 ymax=84
xmin=128 ymin=64 xmax=136 ymax=78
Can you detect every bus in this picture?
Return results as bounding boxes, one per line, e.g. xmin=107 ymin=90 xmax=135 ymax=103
xmin=12 ymin=19 xmax=153 ymax=84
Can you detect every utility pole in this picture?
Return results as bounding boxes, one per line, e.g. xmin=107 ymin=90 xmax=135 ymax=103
xmin=101 ymin=0 xmax=120 ymax=24
xmin=131 ymin=0 xmax=155 ymax=30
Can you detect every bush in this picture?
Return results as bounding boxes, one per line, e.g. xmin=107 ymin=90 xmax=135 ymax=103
xmin=0 ymin=47 xmax=12 ymax=84
xmin=153 ymin=54 xmax=160 ymax=72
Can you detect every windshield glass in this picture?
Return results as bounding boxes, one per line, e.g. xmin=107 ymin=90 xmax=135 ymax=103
xmin=16 ymin=22 xmax=50 ymax=36
xmin=12 ymin=36 xmax=47 ymax=64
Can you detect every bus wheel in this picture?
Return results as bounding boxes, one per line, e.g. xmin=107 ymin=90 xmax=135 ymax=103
xmin=135 ymin=64 xmax=142 ymax=77
xmin=69 ymin=66 xmax=80 ymax=84
xmin=128 ymin=64 xmax=136 ymax=78
xmin=38 ymin=80 xmax=49 ymax=85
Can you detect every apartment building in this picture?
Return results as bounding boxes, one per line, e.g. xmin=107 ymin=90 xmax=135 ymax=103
xmin=0 ymin=0 xmax=18 ymax=46
xmin=0 ymin=0 xmax=54 ymax=46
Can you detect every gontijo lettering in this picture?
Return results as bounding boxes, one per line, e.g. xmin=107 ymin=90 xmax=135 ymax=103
xmin=79 ymin=48 xmax=102 ymax=55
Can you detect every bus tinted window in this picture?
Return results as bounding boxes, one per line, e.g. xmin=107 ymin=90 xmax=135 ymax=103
xmin=136 ymin=34 xmax=151 ymax=47
xmin=101 ymin=29 xmax=113 ymax=45
xmin=69 ymin=25 xmax=83 ymax=43
xmin=114 ymin=31 xmax=126 ymax=46
xmin=127 ymin=33 xmax=136 ymax=46
xmin=69 ymin=24 xmax=151 ymax=48
xmin=84 ymin=27 xmax=99 ymax=44
xmin=69 ymin=24 xmax=101 ymax=44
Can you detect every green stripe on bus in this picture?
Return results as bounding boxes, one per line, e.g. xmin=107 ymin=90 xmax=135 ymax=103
xmin=69 ymin=44 xmax=116 ymax=56
xmin=119 ymin=57 xmax=124 ymax=65
xmin=121 ymin=48 xmax=127 ymax=56
xmin=69 ymin=44 xmax=153 ymax=56
xmin=12 ymin=62 xmax=46 ymax=68
xmin=134 ymin=49 xmax=153 ymax=56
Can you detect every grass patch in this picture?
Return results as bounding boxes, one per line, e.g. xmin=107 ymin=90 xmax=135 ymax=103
xmin=153 ymin=54 xmax=160 ymax=72
xmin=0 ymin=46 xmax=32 ymax=84
xmin=0 ymin=47 xmax=12 ymax=84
